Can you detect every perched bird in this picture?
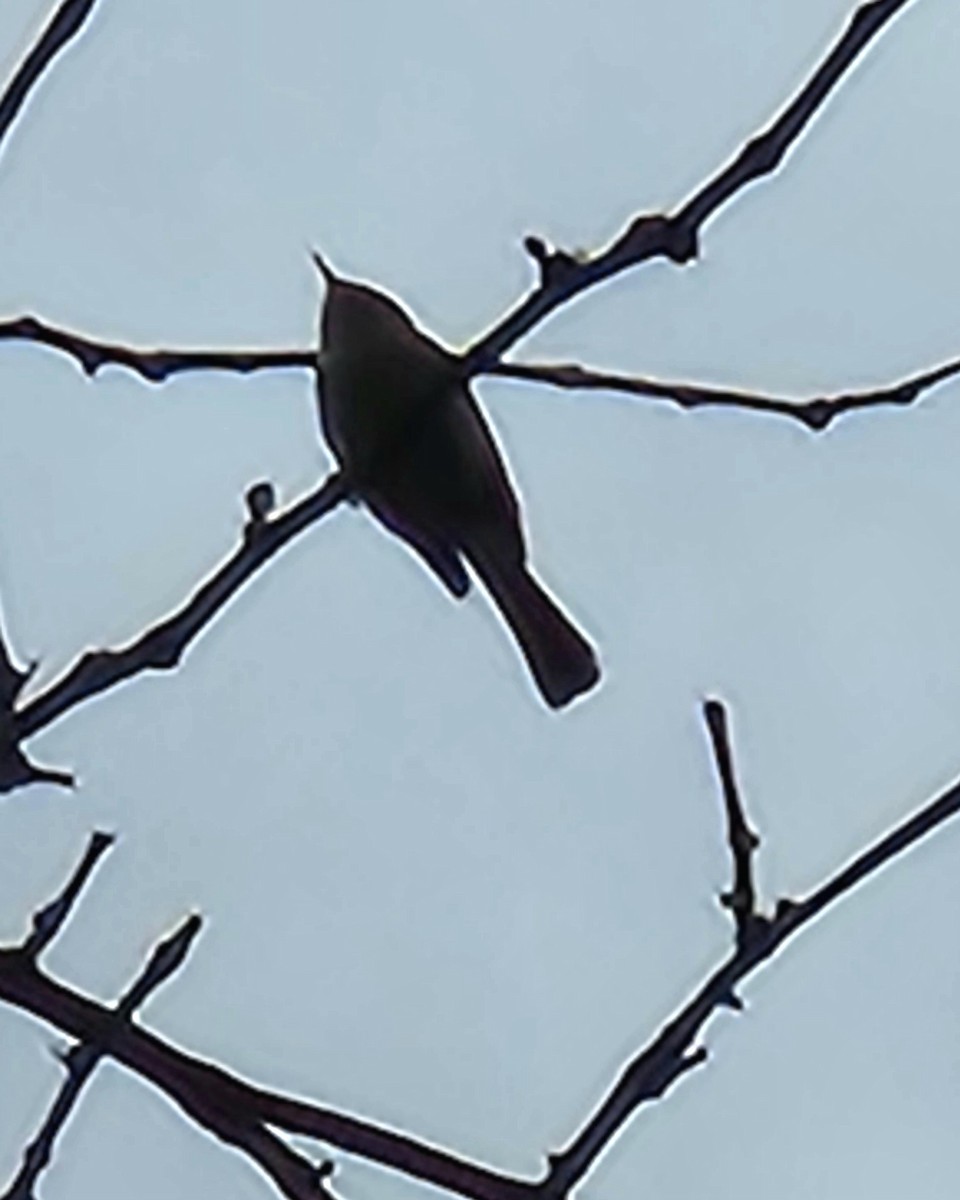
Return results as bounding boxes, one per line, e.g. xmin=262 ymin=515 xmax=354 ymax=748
xmin=313 ymin=253 xmax=600 ymax=709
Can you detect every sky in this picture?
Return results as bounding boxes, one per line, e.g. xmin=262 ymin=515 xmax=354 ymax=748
xmin=0 ymin=1 xmax=958 ymax=1198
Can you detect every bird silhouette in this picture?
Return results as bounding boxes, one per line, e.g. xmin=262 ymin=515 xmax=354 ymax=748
xmin=313 ymin=254 xmax=600 ymax=709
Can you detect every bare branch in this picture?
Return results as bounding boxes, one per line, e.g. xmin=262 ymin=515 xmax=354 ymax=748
xmin=542 ymin=707 xmax=960 ymax=1196
xmin=4 ymin=474 xmax=347 ymax=775
xmin=0 ymin=950 xmax=531 ymax=1200
xmin=465 ymin=1 xmax=915 ymax=372
xmin=4 ymin=833 xmax=333 ymax=1200
xmin=20 ymin=831 xmax=115 ymax=960
xmin=702 ymin=700 xmax=761 ymax=947
xmin=3 ymin=914 xmax=200 ymax=1200
xmin=0 ymin=614 xmax=73 ymax=792
xmin=0 ymin=316 xmax=315 ymax=382
xmin=0 ymin=2 xmax=102 ymax=160
xmin=6 ymin=312 xmax=957 ymax=434
xmin=490 ymin=353 xmax=960 ymax=432
xmin=0 ymin=5 xmax=934 ymax=442
xmin=3 ymin=704 xmax=960 ymax=1200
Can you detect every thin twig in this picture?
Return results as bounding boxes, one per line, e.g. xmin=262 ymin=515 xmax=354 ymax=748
xmin=702 ymin=700 xmax=761 ymax=946
xmin=3 ymin=914 xmax=200 ymax=1200
xmin=464 ymin=0 xmax=915 ymax=372
xmin=3 ymin=717 xmax=960 ymax=1200
xmin=20 ymin=831 xmax=115 ymax=960
xmin=490 ymin=353 xmax=960 ymax=432
xmin=0 ymin=1 xmax=102 ymax=159
xmin=0 ymin=316 xmax=315 ymax=382
xmin=0 ymin=948 xmax=530 ymax=1200
xmin=543 ymin=717 xmax=960 ymax=1196
xmin=0 ymin=609 xmax=71 ymax=792
xmin=9 ymin=474 xmax=347 ymax=753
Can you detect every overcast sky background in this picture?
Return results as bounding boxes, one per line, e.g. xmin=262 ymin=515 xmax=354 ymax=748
xmin=0 ymin=1 xmax=958 ymax=1198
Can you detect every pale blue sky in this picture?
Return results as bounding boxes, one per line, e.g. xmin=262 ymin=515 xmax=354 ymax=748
xmin=0 ymin=2 xmax=958 ymax=1198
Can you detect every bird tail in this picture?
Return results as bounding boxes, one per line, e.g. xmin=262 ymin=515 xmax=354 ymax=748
xmin=473 ymin=558 xmax=600 ymax=709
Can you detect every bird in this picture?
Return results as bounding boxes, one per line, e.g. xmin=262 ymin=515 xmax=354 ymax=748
xmin=312 ymin=253 xmax=600 ymax=709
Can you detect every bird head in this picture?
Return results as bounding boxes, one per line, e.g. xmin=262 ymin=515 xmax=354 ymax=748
xmin=311 ymin=251 xmax=419 ymax=358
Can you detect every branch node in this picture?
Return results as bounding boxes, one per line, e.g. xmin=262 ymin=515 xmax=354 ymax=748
xmin=522 ymin=235 xmax=581 ymax=286
xmin=0 ymin=743 xmax=75 ymax=795
xmin=798 ymin=398 xmax=836 ymax=432
xmin=718 ymin=989 xmax=744 ymax=1012
xmin=681 ymin=1046 xmax=708 ymax=1072
xmin=244 ymin=481 xmax=277 ymax=541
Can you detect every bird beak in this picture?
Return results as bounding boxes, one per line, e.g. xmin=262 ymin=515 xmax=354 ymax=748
xmin=310 ymin=250 xmax=336 ymax=286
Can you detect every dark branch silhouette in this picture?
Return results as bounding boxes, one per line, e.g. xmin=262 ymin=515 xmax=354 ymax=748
xmin=0 ymin=1 xmax=101 ymax=159
xmin=21 ymin=830 xmax=113 ymax=959
xmin=491 ymin=353 xmax=960 ymax=433
xmin=0 ymin=316 xmax=314 ymax=382
xmin=541 ymin=698 xmax=960 ymax=1195
xmin=703 ymin=699 xmax=760 ymax=949
xmin=3 ymin=701 xmax=959 ymax=1200
xmin=464 ymin=0 xmax=914 ymax=372
xmin=0 ymin=4 xmax=942 ymax=438
xmin=0 ymin=474 xmax=347 ymax=790
xmin=3 ymin=312 xmax=958 ymax=432
xmin=3 ymin=909 xmax=201 ymax=1200
xmin=0 ymin=606 xmax=74 ymax=792
xmin=0 ymin=833 xmax=332 ymax=1200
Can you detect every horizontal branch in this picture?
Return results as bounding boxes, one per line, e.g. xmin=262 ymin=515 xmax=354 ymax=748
xmin=0 ymin=1 xmax=101 ymax=160
xmin=5 ymin=311 xmax=958 ymax=436
xmin=464 ymin=0 xmax=914 ymax=371
xmin=491 ymin=352 xmax=960 ymax=432
xmin=0 ymin=316 xmax=314 ymax=382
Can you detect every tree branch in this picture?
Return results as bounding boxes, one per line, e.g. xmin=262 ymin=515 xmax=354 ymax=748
xmin=2 ymin=833 xmax=337 ymax=1200
xmin=3 ymin=475 xmax=347 ymax=775
xmin=3 ymin=909 xmax=201 ymax=1200
xmin=20 ymin=830 xmax=114 ymax=960
xmin=490 ymin=352 xmax=960 ymax=432
xmin=0 ymin=316 xmax=315 ymax=382
xmin=0 ymin=606 xmax=73 ymax=792
xmin=703 ymin=699 xmax=760 ymax=950
xmin=0 ymin=5 xmax=933 ymax=436
xmin=0 ymin=946 xmax=533 ymax=1200
xmin=464 ymin=0 xmax=915 ymax=372
xmin=0 ymin=2 xmax=102 ymax=159
xmin=541 ymin=697 xmax=960 ymax=1195
xmin=4 ymin=699 xmax=960 ymax=1200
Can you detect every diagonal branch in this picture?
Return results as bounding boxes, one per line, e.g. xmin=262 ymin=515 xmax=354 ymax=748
xmin=0 ymin=1 xmax=102 ymax=159
xmin=3 ymin=699 xmax=960 ymax=1200
xmin=541 ymin=705 xmax=960 ymax=1197
xmin=2 ymin=835 xmax=336 ymax=1200
xmin=3 ymin=912 xmax=201 ymax=1200
xmin=0 ymin=7 xmax=933 ymax=435
xmin=464 ymin=0 xmax=915 ymax=372
xmin=0 ymin=950 xmax=531 ymax=1200
xmin=21 ymin=830 xmax=115 ymax=960
xmin=9 ymin=474 xmax=347 ymax=753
